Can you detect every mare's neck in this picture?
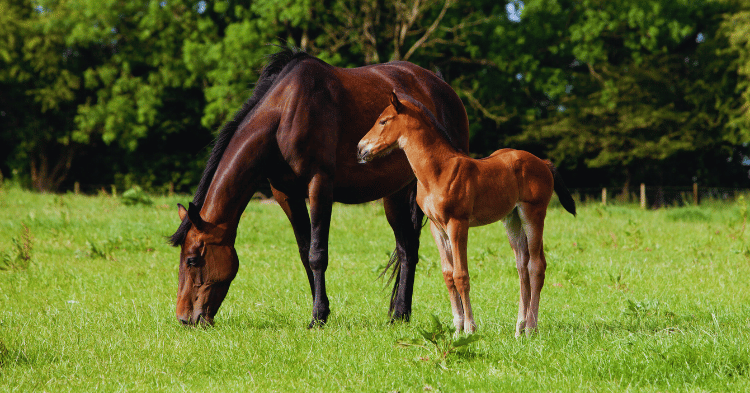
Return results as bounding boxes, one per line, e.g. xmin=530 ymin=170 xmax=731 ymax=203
xmin=199 ymin=130 xmax=273 ymax=244
xmin=398 ymin=120 xmax=465 ymax=188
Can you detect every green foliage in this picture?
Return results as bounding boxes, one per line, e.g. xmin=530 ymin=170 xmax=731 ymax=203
xmin=1 ymin=0 xmax=749 ymax=193
xmin=81 ymin=239 xmax=116 ymax=260
xmin=396 ymin=314 xmax=482 ymax=368
xmin=121 ymin=185 xmax=153 ymax=206
xmin=720 ymin=6 xmax=750 ymax=135
xmin=666 ymin=207 xmax=711 ymax=222
xmin=501 ymin=0 xmax=748 ymax=189
xmin=0 ymin=224 xmax=32 ymax=271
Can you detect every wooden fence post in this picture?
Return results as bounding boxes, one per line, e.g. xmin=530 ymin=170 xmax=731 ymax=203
xmin=169 ymin=182 xmax=174 ymax=197
xmin=74 ymin=182 xmax=80 ymax=195
xmin=602 ymin=188 xmax=607 ymax=205
xmin=693 ymin=182 xmax=698 ymax=205
xmin=640 ymin=183 xmax=646 ymax=209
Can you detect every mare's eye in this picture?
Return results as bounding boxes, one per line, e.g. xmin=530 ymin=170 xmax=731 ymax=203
xmin=379 ymin=119 xmax=387 ymax=125
xmin=186 ymin=257 xmax=201 ymax=267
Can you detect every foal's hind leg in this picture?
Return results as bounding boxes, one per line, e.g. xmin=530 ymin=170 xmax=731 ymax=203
xmin=429 ymin=221 xmax=464 ymax=332
xmin=518 ymin=202 xmax=548 ymax=336
xmin=503 ymin=208 xmax=531 ymax=337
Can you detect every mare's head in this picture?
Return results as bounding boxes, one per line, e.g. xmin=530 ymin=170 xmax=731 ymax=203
xmin=357 ymin=91 xmax=420 ymax=163
xmin=175 ymin=202 xmax=238 ymax=326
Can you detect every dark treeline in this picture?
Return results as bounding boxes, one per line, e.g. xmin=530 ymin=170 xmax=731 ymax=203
xmin=1 ymin=0 xmax=749 ymax=194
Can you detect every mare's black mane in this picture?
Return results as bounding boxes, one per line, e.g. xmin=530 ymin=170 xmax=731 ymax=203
xmin=170 ymin=47 xmax=311 ymax=246
xmin=399 ymin=94 xmax=466 ymax=154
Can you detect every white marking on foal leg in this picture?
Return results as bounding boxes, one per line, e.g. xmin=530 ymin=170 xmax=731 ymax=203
xmin=430 ymin=221 xmax=464 ymax=333
xmin=504 ymin=209 xmax=530 ymax=338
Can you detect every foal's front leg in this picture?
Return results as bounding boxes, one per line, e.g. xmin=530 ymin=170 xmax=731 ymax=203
xmin=429 ymin=221 xmax=464 ymax=332
xmin=447 ymin=219 xmax=476 ymax=334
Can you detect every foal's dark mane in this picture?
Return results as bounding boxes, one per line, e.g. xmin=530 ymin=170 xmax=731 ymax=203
xmin=400 ymin=95 xmax=466 ymax=154
xmin=170 ymin=47 xmax=311 ymax=246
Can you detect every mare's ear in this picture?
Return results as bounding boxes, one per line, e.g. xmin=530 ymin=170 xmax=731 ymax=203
xmin=187 ymin=202 xmax=206 ymax=231
xmin=390 ymin=90 xmax=403 ymax=113
xmin=177 ymin=203 xmax=188 ymax=221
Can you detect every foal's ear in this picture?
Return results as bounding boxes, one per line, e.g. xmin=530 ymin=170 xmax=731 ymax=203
xmin=177 ymin=203 xmax=188 ymax=221
xmin=390 ymin=90 xmax=403 ymax=113
xmin=186 ymin=202 xmax=206 ymax=230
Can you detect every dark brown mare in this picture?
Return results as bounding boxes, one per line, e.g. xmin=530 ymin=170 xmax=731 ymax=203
xmin=357 ymin=92 xmax=576 ymax=336
xmin=170 ymin=48 xmax=469 ymax=327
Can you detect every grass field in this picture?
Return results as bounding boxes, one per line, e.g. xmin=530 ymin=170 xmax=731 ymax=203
xmin=1 ymin=186 xmax=749 ymax=392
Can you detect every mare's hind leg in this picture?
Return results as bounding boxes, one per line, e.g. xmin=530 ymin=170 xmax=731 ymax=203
xmin=383 ymin=182 xmax=423 ymax=321
xmin=429 ymin=221 xmax=464 ymax=332
xmin=518 ymin=202 xmax=548 ymax=336
xmin=503 ymin=208 xmax=531 ymax=337
xmin=271 ymin=186 xmax=314 ymax=299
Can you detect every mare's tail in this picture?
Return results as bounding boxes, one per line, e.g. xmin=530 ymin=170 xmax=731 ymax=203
xmin=546 ymin=162 xmax=577 ymax=216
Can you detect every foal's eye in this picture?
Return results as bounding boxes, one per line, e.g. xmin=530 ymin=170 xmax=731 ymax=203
xmin=379 ymin=119 xmax=387 ymax=125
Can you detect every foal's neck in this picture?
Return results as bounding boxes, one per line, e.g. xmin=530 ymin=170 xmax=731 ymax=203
xmin=398 ymin=116 xmax=465 ymax=185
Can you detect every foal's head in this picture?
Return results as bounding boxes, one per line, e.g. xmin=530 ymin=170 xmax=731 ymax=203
xmin=357 ymin=91 xmax=421 ymax=163
xmin=175 ymin=203 xmax=238 ymax=326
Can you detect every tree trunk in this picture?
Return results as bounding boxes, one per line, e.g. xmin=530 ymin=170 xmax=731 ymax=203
xmin=621 ymin=166 xmax=632 ymax=203
xmin=30 ymin=144 xmax=75 ymax=193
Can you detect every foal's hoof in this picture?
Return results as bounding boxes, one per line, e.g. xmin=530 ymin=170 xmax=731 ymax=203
xmin=515 ymin=327 xmax=538 ymax=338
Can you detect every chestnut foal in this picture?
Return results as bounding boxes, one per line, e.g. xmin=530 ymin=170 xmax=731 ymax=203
xmin=357 ymin=92 xmax=576 ymax=336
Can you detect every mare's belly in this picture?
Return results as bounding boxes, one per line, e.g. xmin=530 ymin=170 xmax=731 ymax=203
xmin=332 ymin=150 xmax=414 ymax=204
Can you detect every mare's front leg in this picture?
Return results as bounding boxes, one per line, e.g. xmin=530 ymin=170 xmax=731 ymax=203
xmin=307 ymin=173 xmax=334 ymax=327
xmin=447 ymin=219 xmax=476 ymax=334
xmin=383 ymin=182 xmax=423 ymax=321
xmin=271 ymin=186 xmax=314 ymax=300
xmin=429 ymin=221 xmax=464 ymax=333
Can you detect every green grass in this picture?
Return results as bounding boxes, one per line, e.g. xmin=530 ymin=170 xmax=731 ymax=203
xmin=1 ymin=186 xmax=749 ymax=392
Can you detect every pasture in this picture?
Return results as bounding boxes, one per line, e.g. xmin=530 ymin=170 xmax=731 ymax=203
xmin=0 ymin=186 xmax=749 ymax=392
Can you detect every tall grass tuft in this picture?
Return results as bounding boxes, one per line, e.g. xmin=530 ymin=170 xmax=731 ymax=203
xmin=0 ymin=224 xmax=32 ymax=271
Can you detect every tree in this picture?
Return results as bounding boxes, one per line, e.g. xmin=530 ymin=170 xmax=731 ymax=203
xmin=719 ymin=2 xmax=750 ymax=137
xmin=500 ymin=0 xmax=749 ymax=189
xmin=0 ymin=0 xmax=84 ymax=192
xmin=2 ymin=0 xmax=749 ymax=193
xmin=1 ymin=0 xmax=214 ymax=192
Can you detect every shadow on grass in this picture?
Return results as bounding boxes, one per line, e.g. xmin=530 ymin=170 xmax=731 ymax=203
xmin=0 ymin=340 xmax=57 ymax=368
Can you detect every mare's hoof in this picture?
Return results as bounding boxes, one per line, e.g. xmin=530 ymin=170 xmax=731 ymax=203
xmin=307 ymin=317 xmax=327 ymax=329
xmin=390 ymin=310 xmax=411 ymax=324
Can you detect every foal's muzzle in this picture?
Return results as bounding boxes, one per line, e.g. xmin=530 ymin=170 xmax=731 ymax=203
xmin=356 ymin=143 xmax=373 ymax=164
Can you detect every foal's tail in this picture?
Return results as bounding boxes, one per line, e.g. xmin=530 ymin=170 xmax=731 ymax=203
xmin=546 ymin=162 xmax=577 ymax=216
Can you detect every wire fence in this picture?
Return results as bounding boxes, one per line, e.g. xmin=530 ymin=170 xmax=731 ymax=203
xmin=57 ymin=181 xmax=750 ymax=209
xmin=572 ymin=184 xmax=749 ymax=208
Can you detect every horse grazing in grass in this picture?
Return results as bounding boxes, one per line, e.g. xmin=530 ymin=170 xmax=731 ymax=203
xmin=357 ymin=92 xmax=576 ymax=336
xmin=170 ymin=48 xmax=469 ymax=327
